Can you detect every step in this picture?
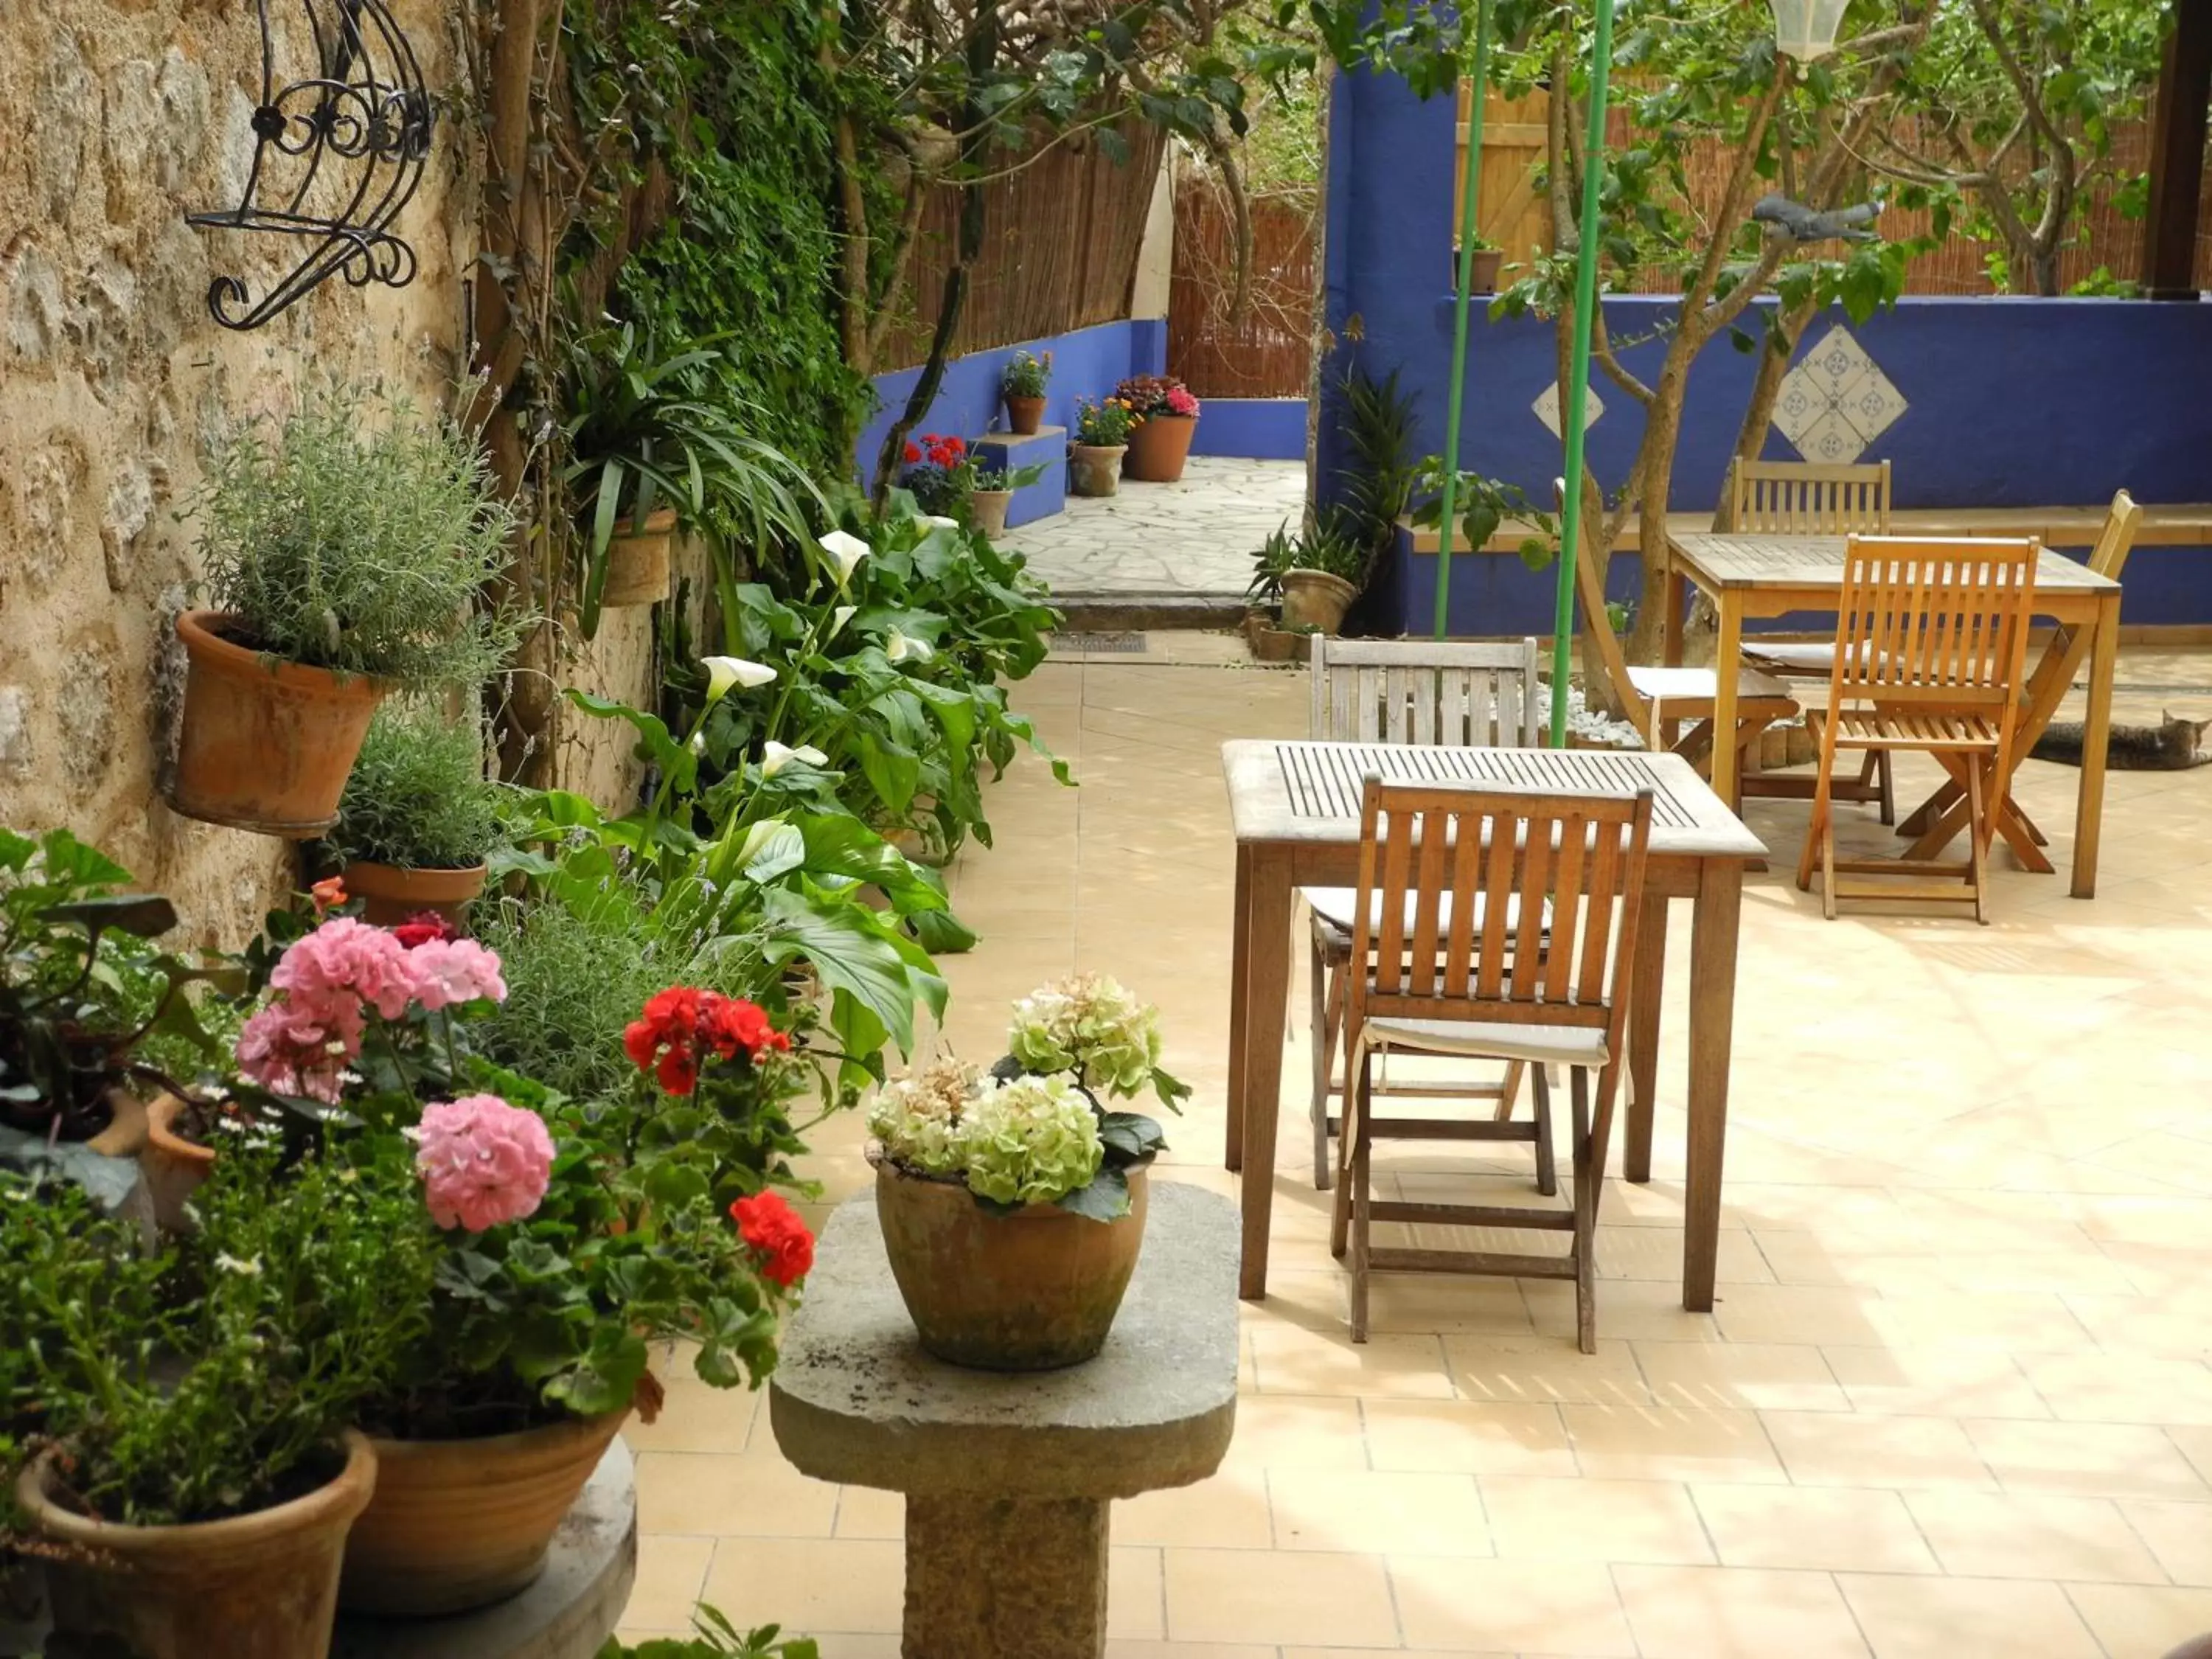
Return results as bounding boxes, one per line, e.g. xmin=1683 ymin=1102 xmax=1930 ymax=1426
xmin=1054 ymin=591 xmax=1249 ymax=632
xmin=973 ymin=425 xmax=1066 ymax=528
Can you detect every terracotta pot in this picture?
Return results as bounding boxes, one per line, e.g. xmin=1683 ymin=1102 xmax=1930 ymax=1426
xmin=1466 ymin=247 xmax=1504 ymax=294
xmin=1279 ymin=569 xmax=1359 ymax=634
xmin=339 ymin=859 xmax=489 ymax=928
xmin=142 ymin=1093 xmax=215 ymax=1232
xmin=599 ymin=507 xmax=676 ymax=608
xmin=171 ymin=610 xmax=386 ymax=838
xmin=1123 ymin=413 xmax=1197 ymax=483
xmin=971 ymin=488 xmax=1013 ymax=538
xmin=86 ymin=1087 xmax=149 ymax=1158
xmin=339 ymin=1409 xmax=629 ymax=1615
xmin=1005 ymin=394 xmax=1046 ymax=436
xmin=1069 ymin=444 xmax=1126 ymax=498
xmin=1244 ymin=617 xmax=1307 ymax=664
xmin=17 ymin=1432 xmax=376 ymax=1659
xmin=874 ymin=1161 xmax=1150 ymax=1371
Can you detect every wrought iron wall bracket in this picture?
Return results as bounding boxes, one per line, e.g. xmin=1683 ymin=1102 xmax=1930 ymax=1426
xmin=188 ymin=0 xmax=434 ymax=331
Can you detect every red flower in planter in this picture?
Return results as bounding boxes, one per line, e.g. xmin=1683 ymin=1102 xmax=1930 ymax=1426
xmin=392 ymin=911 xmax=457 ymax=949
xmin=731 ymin=1190 xmax=815 ymax=1287
xmin=624 ymin=985 xmax=791 ymax=1096
xmin=903 ymin=441 xmax=922 ymax=464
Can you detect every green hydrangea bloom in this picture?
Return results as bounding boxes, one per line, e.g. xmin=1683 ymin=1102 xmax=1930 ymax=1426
xmin=867 ymin=1060 xmax=977 ymax=1177
xmin=1006 ymin=974 xmax=1164 ymax=1101
xmin=956 ymin=1075 xmax=1103 ymax=1206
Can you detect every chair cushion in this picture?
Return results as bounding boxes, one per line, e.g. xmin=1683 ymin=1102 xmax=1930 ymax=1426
xmin=1357 ymin=1015 xmax=1610 ymax=1069
xmin=1302 ymin=888 xmax=1550 ymax=945
xmin=1625 ymin=664 xmax=1796 ymax=704
xmin=1745 ymin=641 xmax=1840 ymax=675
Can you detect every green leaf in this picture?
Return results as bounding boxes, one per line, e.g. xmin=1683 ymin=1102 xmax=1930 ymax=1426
xmin=906 ymin=906 xmax=978 ymax=955
xmin=41 ymin=894 xmax=178 ymax=939
xmin=759 ymin=887 xmax=939 ymax=1054
xmin=1098 ymin=1112 xmax=1167 ymax=1161
xmin=1055 ymin=1166 xmax=1131 ymax=1222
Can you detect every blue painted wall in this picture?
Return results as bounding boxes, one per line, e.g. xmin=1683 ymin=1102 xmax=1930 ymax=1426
xmin=859 ymin=319 xmax=1167 ymax=486
xmin=1323 ymin=61 xmax=2212 ymax=634
xmin=1189 ymin=398 xmax=1310 ymax=460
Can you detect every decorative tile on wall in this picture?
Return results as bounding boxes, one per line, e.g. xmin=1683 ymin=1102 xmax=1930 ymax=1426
xmin=1771 ymin=324 xmax=1907 ymax=464
xmin=1532 ymin=380 xmax=1606 ymax=439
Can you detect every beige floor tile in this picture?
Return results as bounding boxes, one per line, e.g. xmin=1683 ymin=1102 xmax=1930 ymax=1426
xmin=1162 ymin=1547 xmax=1399 ymax=1647
xmin=1479 ymin=1475 xmax=1712 ymax=1565
xmin=1354 ymin=1270 xmax=1537 ymax=1336
xmin=622 ymin=1534 xmax=715 ymax=1630
xmin=624 ymin=1377 xmax=761 ymax=1455
xmin=1560 ymin=1404 xmax=1787 ymax=1485
xmin=1613 ymin=1564 xmax=1871 ymax=1659
xmin=636 ymin=1449 xmax=841 ymax=1537
xmin=1248 ymin=1324 xmax=1454 ymax=1399
xmin=1270 ymin=1467 xmax=1490 ymax=1556
xmin=1110 ymin=1645 xmax=1279 ymax=1659
xmin=700 ymin=1537 xmax=905 ymax=1633
xmin=1441 ymin=1335 xmax=1653 ymax=1406
xmin=1597 ymin=1225 xmax=1775 ymax=1284
xmin=1903 ymin=1489 xmax=2166 ymax=1582
xmin=1838 ymin=1574 xmax=2102 ymax=1659
xmin=1632 ymin=1340 xmax=1850 ymax=1412
xmin=1361 ymin=1397 xmax=1579 ymax=1476
xmin=1690 ymin=1483 xmax=1938 ymax=1573
xmin=833 ymin=1484 xmax=905 ymax=1540
xmin=1281 ymin=1651 xmax=1512 ymax=1659
xmin=1708 ymin=1284 xmax=1888 ymax=1346
xmin=1115 ymin=1468 xmax=1276 ymax=1549
xmin=1524 ymin=1278 xmax=1722 ymax=1344
xmin=2065 ymin=1584 xmax=2212 ymax=1659
xmin=1389 ymin=1556 xmax=1636 ymax=1655
xmin=1759 ymin=1409 xmax=1997 ymax=1491
xmin=1821 ymin=1346 xmax=2051 ymax=1418
xmin=804 ymin=1638 xmax=901 ymax=1659
xmin=1968 ymin=1418 xmax=2212 ymax=1500
xmin=2120 ymin=1498 xmax=2212 ymax=1587
xmin=1217 ymin=1392 xmax=1371 ymax=1471
xmin=1110 ymin=1545 xmax=1166 ymax=1641
xmin=2020 ymin=1352 xmax=2212 ymax=1427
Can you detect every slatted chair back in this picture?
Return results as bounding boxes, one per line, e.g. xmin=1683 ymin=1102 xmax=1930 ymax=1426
xmin=1727 ymin=459 xmax=1892 ymax=535
xmin=1831 ymin=535 xmax=2038 ymax=712
xmin=1308 ymin=636 xmax=1543 ymax=747
xmin=1343 ymin=779 xmax=1654 ymax=1060
xmin=2085 ymin=489 xmax=2144 ymax=584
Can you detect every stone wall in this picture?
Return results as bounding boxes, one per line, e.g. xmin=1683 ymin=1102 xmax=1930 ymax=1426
xmin=0 ymin=0 xmax=477 ymax=947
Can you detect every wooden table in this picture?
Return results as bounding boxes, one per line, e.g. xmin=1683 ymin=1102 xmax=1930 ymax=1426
xmin=1222 ymin=741 xmax=1767 ymax=1312
xmin=1663 ymin=532 xmax=2122 ymax=898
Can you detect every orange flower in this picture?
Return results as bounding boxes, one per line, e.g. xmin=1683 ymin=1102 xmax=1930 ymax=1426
xmin=310 ymin=876 xmax=347 ymax=914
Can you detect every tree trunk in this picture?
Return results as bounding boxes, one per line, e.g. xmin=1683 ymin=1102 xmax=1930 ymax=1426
xmin=1624 ymin=355 xmax=1690 ymax=665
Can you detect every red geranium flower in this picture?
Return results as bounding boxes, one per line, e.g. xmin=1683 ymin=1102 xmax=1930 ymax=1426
xmin=625 ymin=986 xmax=790 ymax=1096
xmin=392 ymin=911 xmax=457 ymax=950
xmin=903 ymin=441 xmax=922 ymax=464
xmin=731 ymin=1191 xmax=814 ymax=1287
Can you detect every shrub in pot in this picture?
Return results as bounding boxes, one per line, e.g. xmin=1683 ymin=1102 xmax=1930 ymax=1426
xmin=867 ymin=975 xmax=1188 ymax=1371
xmin=1070 ymin=398 xmax=1138 ymax=498
xmin=967 ymin=458 xmax=1046 ymax=539
xmin=599 ymin=1604 xmax=820 ymax=1658
xmin=1115 ymin=375 xmax=1201 ymax=483
xmin=327 ymin=703 xmax=509 ymax=928
xmin=1001 ymin=349 xmax=1051 ymax=435
xmin=175 ymin=382 xmax=524 ymax=838
xmin=1 ymin=1141 xmax=430 ymax=1659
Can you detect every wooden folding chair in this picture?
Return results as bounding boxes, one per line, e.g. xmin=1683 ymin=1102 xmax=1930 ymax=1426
xmin=1796 ymin=536 xmax=2037 ymax=923
xmin=1896 ymin=491 xmax=2142 ymax=869
xmin=1565 ymin=508 xmax=1798 ymax=808
xmin=1303 ymin=636 xmax=1545 ymax=1192
xmin=1330 ymin=778 xmax=1655 ymax=1354
xmin=1727 ymin=459 xmax=1899 ymax=822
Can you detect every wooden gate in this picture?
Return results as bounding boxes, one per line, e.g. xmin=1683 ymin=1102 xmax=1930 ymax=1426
xmin=1455 ymin=84 xmax=1551 ymax=268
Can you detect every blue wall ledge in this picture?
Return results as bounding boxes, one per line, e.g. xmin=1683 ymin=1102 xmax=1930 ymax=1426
xmin=1190 ymin=398 xmax=1310 ymax=460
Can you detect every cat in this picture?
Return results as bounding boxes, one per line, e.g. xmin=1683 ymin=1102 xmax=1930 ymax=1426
xmin=2031 ymin=709 xmax=2212 ymax=770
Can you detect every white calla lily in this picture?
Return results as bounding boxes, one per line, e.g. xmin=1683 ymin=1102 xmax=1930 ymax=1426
xmin=919 ymin=515 xmax=960 ymax=531
xmin=820 ymin=529 xmax=871 ymax=585
xmin=702 ymin=655 xmax=777 ymax=703
xmin=761 ymin=740 xmax=829 ymax=777
xmin=885 ymin=627 xmax=935 ymax=665
xmin=830 ymin=605 xmax=858 ymax=638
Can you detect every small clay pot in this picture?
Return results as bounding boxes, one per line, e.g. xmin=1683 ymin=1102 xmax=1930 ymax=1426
xmin=85 ymin=1087 xmax=150 ymax=1158
xmin=1279 ymin=568 xmax=1358 ymax=634
xmin=1004 ymin=394 xmax=1046 ymax=436
xmin=141 ymin=1093 xmax=215 ymax=1233
xmin=1244 ymin=617 xmax=1306 ymax=664
xmin=339 ymin=860 xmax=489 ymax=928
xmin=874 ymin=1161 xmax=1150 ymax=1371
xmin=1069 ymin=444 xmax=1126 ymax=498
xmin=1123 ymin=413 xmax=1197 ymax=483
xmin=970 ymin=488 xmax=1013 ymax=538
xmin=599 ymin=507 xmax=677 ymax=608
xmin=170 ymin=610 xmax=386 ymax=838
xmin=17 ymin=1432 xmax=376 ymax=1659
xmin=1466 ymin=246 xmax=1504 ymax=294
xmin=339 ymin=1410 xmax=629 ymax=1616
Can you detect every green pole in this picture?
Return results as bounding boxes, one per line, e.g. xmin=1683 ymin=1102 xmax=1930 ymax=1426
xmin=1548 ymin=0 xmax=1618 ymax=745
xmin=1429 ymin=0 xmax=1494 ymax=639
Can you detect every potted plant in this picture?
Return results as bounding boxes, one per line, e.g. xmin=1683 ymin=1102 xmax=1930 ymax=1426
xmin=1116 ymin=375 xmax=1202 ymax=483
xmin=867 ymin=975 xmax=1187 ymax=1371
xmin=1272 ymin=518 xmax=1368 ymax=635
xmin=3 ymin=1141 xmax=430 ymax=1659
xmin=175 ymin=383 xmax=522 ymax=837
xmin=968 ymin=458 xmax=1047 ymax=538
xmin=1461 ymin=235 xmax=1505 ymax=294
xmin=1241 ymin=523 xmax=1315 ymax=662
xmin=600 ymin=1606 xmax=820 ymax=1658
xmin=327 ymin=703 xmax=508 ymax=928
xmin=899 ymin=433 xmax=975 ymax=520
xmin=1070 ymin=399 xmax=1139 ymax=498
xmin=1001 ymin=349 xmax=1051 ymax=435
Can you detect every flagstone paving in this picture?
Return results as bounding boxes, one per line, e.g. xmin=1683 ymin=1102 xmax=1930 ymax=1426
xmin=622 ymin=644 xmax=2212 ymax=1659
xmin=1003 ymin=456 xmax=1307 ymax=599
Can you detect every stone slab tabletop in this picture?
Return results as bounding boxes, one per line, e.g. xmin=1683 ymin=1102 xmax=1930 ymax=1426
xmin=330 ymin=1439 xmax=636 ymax=1659
xmin=772 ymin=1178 xmax=1240 ymax=1501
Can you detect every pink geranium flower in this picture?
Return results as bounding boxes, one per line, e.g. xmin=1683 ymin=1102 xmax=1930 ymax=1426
xmin=416 ymin=1093 xmax=556 ymax=1232
xmin=271 ymin=916 xmax=421 ymax=1019
xmin=406 ymin=938 xmax=508 ymax=1010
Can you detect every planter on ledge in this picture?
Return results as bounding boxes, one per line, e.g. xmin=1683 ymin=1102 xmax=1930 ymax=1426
xmin=599 ymin=508 xmax=677 ymax=609
xmin=338 ymin=860 xmax=490 ymax=929
xmin=1004 ymin=394 xmax=1046 ymax=436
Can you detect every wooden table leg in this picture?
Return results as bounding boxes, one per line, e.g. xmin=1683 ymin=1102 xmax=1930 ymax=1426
xmin=1663 ymin=553 xmax=1686 ymax=669
xmin=2072 ymin=591 xmax=2120 ymax=899
xmin=1683 ymin=859 xmax=1744 ymax=1312
xmin=1226 ymin=842 xmax=1251 ymax=1174
xmin=1708 ymin=598 xmax=1743 ymax=811
xmin=1625 ymin=891 xmax=1667 ymax=1185
xmin=1239 ymin=846 xmax=1295 ymax=1301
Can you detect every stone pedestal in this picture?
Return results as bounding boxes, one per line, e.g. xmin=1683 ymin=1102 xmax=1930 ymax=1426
xmin=772 ymin=1180 xmax=1239 ymax=1659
